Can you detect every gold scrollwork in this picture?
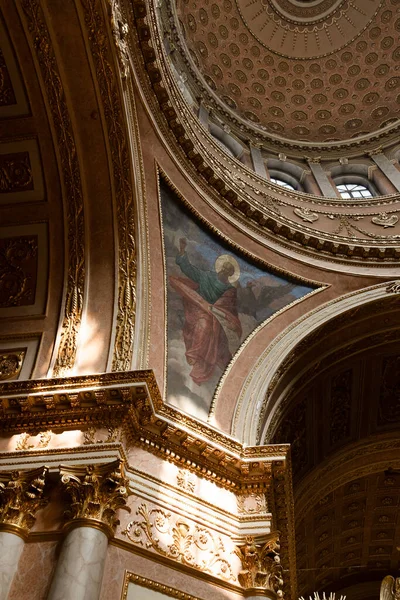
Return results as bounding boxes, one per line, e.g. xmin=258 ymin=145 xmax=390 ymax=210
xmin=15 ymin=430 xmax=52 ymax=450
xmin=122 ymin=503 xmax=236 ymax=582
xmin=79 ymin=0 xmax=137 ymax=371
xmin=0 ymin=350 xmax=25 ymax=381
xmin=21 ymin=0 xmax=85 ymax=377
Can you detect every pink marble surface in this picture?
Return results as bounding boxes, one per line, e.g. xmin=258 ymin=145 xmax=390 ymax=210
xmin=8 ymin=541 xmax=58 ymax=600
xmin=100 ymin=545 xmax=243 ymax=600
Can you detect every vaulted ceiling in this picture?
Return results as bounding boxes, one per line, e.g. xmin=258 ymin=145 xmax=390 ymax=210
xmin=176 ymin=0 xmax=400 ymax=142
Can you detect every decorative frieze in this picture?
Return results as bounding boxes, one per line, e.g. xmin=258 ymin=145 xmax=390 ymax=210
xmin=122 ymin=502 xmax=236 ymax=582
xmin=59 ymin=459 xmax=131 ymax=538
xmin=0 ymin=466 xmax=48 ymax=537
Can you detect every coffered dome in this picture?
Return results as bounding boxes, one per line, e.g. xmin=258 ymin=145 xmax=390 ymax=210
xmin=176 ymin=0 xmax=400 ymax=143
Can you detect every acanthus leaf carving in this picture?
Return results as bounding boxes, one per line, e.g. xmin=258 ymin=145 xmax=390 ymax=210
xmin=0 ymin=466 xmax=48 ymax=535
xmin=122 ymin=502 xmax=236 ymax=582
xmin=234 ymin=533 xmax=284 ymax=595
xmin=59 ymin=459 xmax=131 ymax=537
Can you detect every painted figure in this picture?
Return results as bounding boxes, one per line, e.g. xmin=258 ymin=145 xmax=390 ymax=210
xmin=170 ymin=237 xmax=242 ymax=384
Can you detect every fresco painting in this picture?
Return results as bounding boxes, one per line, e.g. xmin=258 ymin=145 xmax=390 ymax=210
xmin=160 ymin=180 xmax=315 ymax=420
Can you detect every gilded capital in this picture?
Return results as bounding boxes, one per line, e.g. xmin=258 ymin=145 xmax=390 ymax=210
xmin=235 ymin=533 xmax=284 ymax=597
xmin=0 ymin=466 xmax=48 ymax=538
xmin=59 ymin=459 xmax=131 ymax=538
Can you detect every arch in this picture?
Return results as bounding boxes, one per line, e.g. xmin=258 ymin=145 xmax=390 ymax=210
xmin=330 ymin=164 xmax=378 ymax=197
xmin=208 ymin=122 xmax=244 ymax=159
xmin=266 ymin=158 xmax=305 ymax=191
xmin=230 ymin=283 xmax=399 ymax=445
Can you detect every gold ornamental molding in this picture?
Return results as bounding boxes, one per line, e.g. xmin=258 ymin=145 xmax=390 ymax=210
xmin=0 ymin=371 xmax=289 ymax=490
xmin=59 ymin=459 xmax=131 ymax=539
xmin=122 ymin=502 xmax=236 ymax=582
xmin=0 ymin=466 xmax=48 ymax=539
xmin=19 ymin=0 xmax=85 ymax=377
xmin=78 ymin=0 xmax=137 ymax=371
xmin=122 ymin=573 xmax=202 ymax=600
xmin=0 ymin=370 xmax=297 ymax=598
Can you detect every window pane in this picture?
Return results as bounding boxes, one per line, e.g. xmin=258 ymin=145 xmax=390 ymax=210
xmin=337 ymin=182 xmax=373 ymax=199
xmin=270 ymin=177 xmax=295 ymax=191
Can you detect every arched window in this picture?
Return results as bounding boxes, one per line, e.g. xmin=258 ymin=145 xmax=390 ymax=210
xmin=270 ymin=177 xmax=295 ymax=191
xmin=337 ymin=183 xmax=373 ymax=199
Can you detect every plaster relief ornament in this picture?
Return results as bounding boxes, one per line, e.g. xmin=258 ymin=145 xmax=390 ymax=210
xmin=123 ymin=503 xmax=235 ymax=581
xmin=381 ymin=576 xmax=400 ymax=600
xmin=234 ymin=533 xmax=284 ymax=595
xmin=387 ymin=281 xmax=400 ymax=294
xmin=293 ymin=207 xmax=319 ymax=223
xmin=372 ymin=213 xmax=399 ymax=228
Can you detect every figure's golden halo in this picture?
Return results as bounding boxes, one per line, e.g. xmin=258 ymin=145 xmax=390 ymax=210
xmin=215 ymin=255 xmax=241 ymax=284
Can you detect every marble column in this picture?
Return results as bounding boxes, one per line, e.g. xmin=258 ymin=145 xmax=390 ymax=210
xmin=0 ymin=466 xmax=48 ymax=600
xmin=47 ymin=459 xmax=130 ymax=600
xmin=47 ymin=526 xmax=109 ymax=600
xmin=0 ymin=532 xmax=24 ymax=600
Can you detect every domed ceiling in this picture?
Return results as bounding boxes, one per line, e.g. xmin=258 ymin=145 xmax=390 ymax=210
xmin=176 ymin=0 xmax=400 ymax=142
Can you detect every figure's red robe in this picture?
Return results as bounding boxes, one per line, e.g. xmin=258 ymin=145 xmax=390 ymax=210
xmin=170 ymin=276 xmax=242 ymax=384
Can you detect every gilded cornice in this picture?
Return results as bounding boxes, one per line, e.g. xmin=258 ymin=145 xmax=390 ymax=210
xmin=19 ymin=0 xmax=85 ymax=376
xmin=0 ymin=370 xmax=297 ymax=597
xmin=124 ymin=0 xmax=400 ymax=265
xmin=0 ymin=371 xmax=288 ymax=490
xmin=78 ymin=0 xmax=137 ymax=371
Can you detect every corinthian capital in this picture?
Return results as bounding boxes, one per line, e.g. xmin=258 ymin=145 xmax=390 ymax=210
xmin=59 ymin=459 xmax=131 ymax=538
xmin=234 ymin=532 xmax=284 ymax=596
xmin=0 ymin=466 xmax=48 ymax=538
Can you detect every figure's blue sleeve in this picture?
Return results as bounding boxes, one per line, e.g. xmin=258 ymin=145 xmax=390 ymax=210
xmin=176 ymin=253 xmax=205 ymax=284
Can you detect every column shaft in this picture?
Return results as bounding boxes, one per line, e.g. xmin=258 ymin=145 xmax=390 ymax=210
xmin=0 ymin=531 xmax=25 ymax=600
xmin=371 ymin=153 xmax=400 ymax=192
xmin=47 ymin=526 xmax=108 ymax=600
xmin=198 ymin=103 xmax=209 ymax=128
xmin=250 ymin=145 xmax=267 ymax=178
xmin=308 ymin=161 xmax=338 ymax=197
